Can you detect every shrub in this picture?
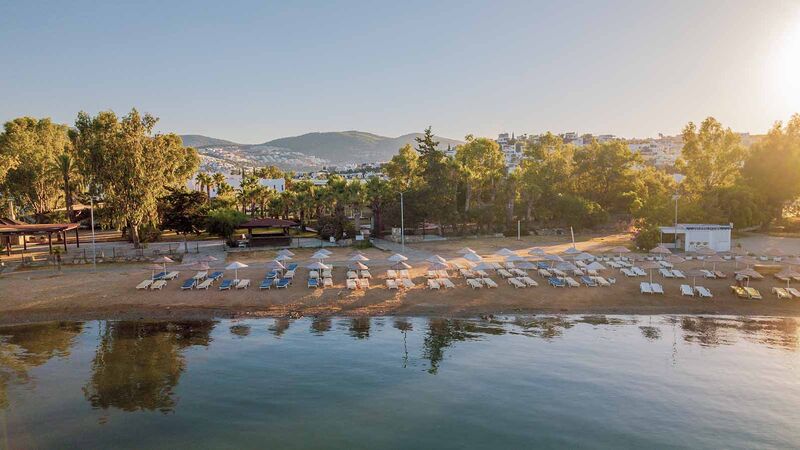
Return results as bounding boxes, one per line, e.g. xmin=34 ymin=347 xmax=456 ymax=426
xmin=206 ymin=208 xmax=247 ymax=241
xmin=634 ymin=225 xmax=661 ymax=250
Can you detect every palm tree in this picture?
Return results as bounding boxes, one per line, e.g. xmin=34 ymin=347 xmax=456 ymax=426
xmin=51 ymin=153 xmax=78 ymax=222
xmin=195 ymin=173 xmax=213 ymax=202
xmin=211 ymin=172 xmax=226 ymax=196
xmin=345 ymin=180 xmax=366 ymax=231
xmin=365 ymin=177 xmax=390 ymax=237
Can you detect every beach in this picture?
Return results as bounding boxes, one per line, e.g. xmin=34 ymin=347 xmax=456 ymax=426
xmin=2 ymin=234 xmax=800 ymax=324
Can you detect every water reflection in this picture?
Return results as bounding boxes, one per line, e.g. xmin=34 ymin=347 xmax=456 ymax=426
xmin=269 ymin=318 xmax=291 ymax=337
xmin=0 ymin=322 xmax=83 ymax=409
xmin=680 ymin=316 xmax=799 ymax=349
xmin=422 ymin=319 xmax=505 ymax=374
xmin=349 ymin=317 xmax=371 ymax=339
xmin=83 ymin=321 xmax=215 ymax=414
xmin=311 ymin=317 xmax=332 ymax=335
xmin=230 ymin=324 xmax=251 ymax=338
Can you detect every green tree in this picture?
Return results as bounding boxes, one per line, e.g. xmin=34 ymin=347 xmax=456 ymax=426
xmin=206 ymin=208 xmax=247 ymax=243
xmin=365 ymin=177 xmax=391 ymax=237
xmin=195 ymin=172 xmax=213 ymax=201
xmin=676 ymin=117 xmax=746 ymax=195
xmin=455 ymin=136 xmax=505 ymax=213
xmin=572 ymin=140 xmax=640 ymax=212
xmin=50 ymin=152 xmax=80 ymax=222
xmin=159 ymin=188 xmax=208 ymax=252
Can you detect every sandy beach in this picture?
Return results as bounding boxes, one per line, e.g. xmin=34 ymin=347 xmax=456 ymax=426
xmin=2 ymin=234 xmax=800 ymax=324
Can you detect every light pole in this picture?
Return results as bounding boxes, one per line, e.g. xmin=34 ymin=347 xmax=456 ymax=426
xmin=90 ymin=191 xmax=97 ymax=271
xmin=399 ymin=192 xmax=405 ymax=251
xmin=672 ymin=192 xmax=679 ymax=249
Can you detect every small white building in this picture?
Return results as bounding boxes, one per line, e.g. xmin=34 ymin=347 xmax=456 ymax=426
xmin=659 ymin=223 xmax=732 ymax=252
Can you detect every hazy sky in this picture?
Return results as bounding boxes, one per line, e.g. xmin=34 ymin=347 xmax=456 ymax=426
xmin=1 ymin=0 xmax=799 ymax=143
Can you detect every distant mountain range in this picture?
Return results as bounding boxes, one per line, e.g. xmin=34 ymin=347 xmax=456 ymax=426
xmin=180 ymin=131 xmax=463 ymax=170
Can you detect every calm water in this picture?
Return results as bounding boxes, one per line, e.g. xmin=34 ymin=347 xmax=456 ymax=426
xmin=1 ymin=315 xmax=799 ymax=449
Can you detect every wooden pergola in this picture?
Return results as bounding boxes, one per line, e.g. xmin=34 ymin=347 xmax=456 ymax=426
xmin=239 ymin=217 xmax=298 ymax=247
xmin=0 ymin=218 xmax=81 ymax=255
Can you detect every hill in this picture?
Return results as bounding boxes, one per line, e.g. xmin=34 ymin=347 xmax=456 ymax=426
xmin=180 ymin=134 xmax=242 ymax=148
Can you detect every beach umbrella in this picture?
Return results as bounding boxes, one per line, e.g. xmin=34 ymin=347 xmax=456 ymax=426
xmin=226 ymin=261 xmax=248 ymax=280
xmin=562 ymin=246 xmax=582 ymax=256
xmin=694 ymin=246 xmax=717 ymax=256
xmin=776 ymin=267 xmax=800 ymax=288
xmin=317 ymin=249 xmax=333 ymax=256
xmin=349 ymin=261 xmax=368 ymax=270
xmin=463 ymin=252 xmax=483 ymax=262
xmin=556 ymin=262 xmax=578 ymax=272
xmin=428 ymin=261 xmax=449 ymax=270
xmin=639 ymin=260 xmax=661 ymax=283
xmin=705 ymin=255 xmax=725 ymax=271
xmin=784 ymin=257 xmax=800 ymax=266
xmin=685 ymin=269 xmax=706 ymax=288
xmin=192 ymin=261 xmax=210 ymax=271
xmin=650 ymin=245 xmax=672 ymax=255
xmin=473 ymin=262 xmax=495 ymax=271
xmin=735 ymin=267 xmax=763 ymax=286
xmin=495 ymin=248 xmax=517 ymax=257
xmin=528 ymin=247 xmax=546 ymax=256
xmin=152 ymin=256 xmax=174 ymax=274
xmin=516 ymin=261 xmax=537 ymax=270
xmin=737 ymin=256 xmax=758 ymax=267
xmin=766 ymin=247 xmax=786 ymax=258
xmin=543 ymin=254 xmax=564 ymax=267
xmin=393 ymin=261 xmax=412 ymax=270
xmin=306 ymin=261 xmax=330 ymax=270
xmin=505 ymin=254 xmax=525 ymax=262
xmin=265 ymin=260 xmax=286 ymax=272
xmin=146 ymin=264 xmax=163 ymax=280
xmin=574 ymin=252 xmax=594 ymax=261
xmin=200 ymin=255 xmax=219 ymax=263
xmin=586 ymin=261 xmax=606 ymax=271
xmin=426 ymin=255 xmax=448 ymax=265
xmin=666 ymin=255 xmax=686 ymax=265
xmin=458 ymin=247 xmax=476 ymax=254
xmin=274 ymin=253 xmax=292 ymax=261
xmin=609 ymin=246 xmax=631 ymax=259
xmin=277 ymin=249 xmax=295 ymax=257
xmin=388 ymin=253 xmax=408 ymax=263
xmin=311 ymin=251 xmax=330 ymax=261
xmin=349 ymin=254 xmax=370 ymax=262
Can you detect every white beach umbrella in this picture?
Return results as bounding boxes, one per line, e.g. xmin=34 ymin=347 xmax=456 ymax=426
xmin=639 ymin=260 xmax=661 ymax=283
xmin=311 ymin=252 xmax=330 ymax=261
xmin=226 ymin=261 xmax=248 ymax=280
xmin=306 ymin=261 xmax=330 ymax=270
xmin=428 ymin=262 xmax=449 ymax=270
xmin=473 ymin=262 xmax=495 ymax=271
xmin=277 ymin=249 xmax=295 ymax=257
xmin=349 ymin=261 xmax=368 ymax=270
xmin=586 ymin=261 xmax=606 ymax=271
xmin=736 ymin=267 xmax=763 ymax=286
xmin=192 ymin=261 xmax=210 ymax=271
xmin=388 ymin=253 xmax=408 ymax=263
xmin=574 ymin=252 xmax=594 ymax=261
xmin=146 ymin=264 xmax=163 ymax=280
xmin=458 ymin=247 xmax=476 ymax=254
xmin=705 ymin=255 xmax=725 ymax=270
xmin=650 ymin=245 xmax=672 ymax=255
xmin=392 ymin=261 xmax=412 ymax=269
xmin=317 ymin=249 xmax=333 ymax=256
xmin=426 ymin=255 xmax=448 ymax=264
xmin=516 ymin=261 xmax=537 ymax=270
xmin=776 ymin=267 xmax=800 ymax=288
xmin=686 ymin=269 xmax=706 ymax=288
xmin=505 ymin=254 xmax=525 ymax=262
xmin=562 ymin=247 xmax=581 ymax=256
xmin=543 ymin=253 xmax=564 ymax=263
xmin=265 ymin=260 xmax=286 ymax=272
xmin=350 ymin=254 xmax=370 ymax=262
xmin=152 ymin=256 xmax=175 ymax=274
xmin=200 ymin=255 xmax=219 ymax=263
xmin=463 ymin=252 xmax=483 ymax=262
xmin=495 ymin=248 xmax=517 ymax=257
xmin=528 ymin=247 xmax=546 ymax=256
xmin=609 ymin=246 xmax=631 ymax=259
xmin=274 ymin=254 xmax=292 ymax=261
xmin=556 ymin=262 xmax=578 ymax=272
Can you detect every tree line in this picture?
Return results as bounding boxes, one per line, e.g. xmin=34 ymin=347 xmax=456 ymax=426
xmin=1 ymin=110 xmax=798 ymax=249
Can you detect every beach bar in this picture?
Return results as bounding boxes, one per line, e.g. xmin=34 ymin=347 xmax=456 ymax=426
xmin=239 ymin=217 xmax=298 ymax=247
xmin=659 ymin=223 xmax=732 ymax=253
xmin=0 ymin=217 xmax=81 ymax=255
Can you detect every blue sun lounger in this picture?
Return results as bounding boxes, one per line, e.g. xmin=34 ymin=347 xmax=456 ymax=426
xmin=548 ymin=277 xmax=566 ymax=287
xmin=219 ymin=279 xmax=233 ymax=290
xmin=286 ymin=263 xmax=298 ymax=272
xmin=265 ymin=270 xmax=279 ymax=279
xmin=276 ymin=278 xmax=291 ymax=289
xmin=208 ymin=271 xmax=223 ymax=281
xmin=181 ymin=278 xmax=196 ymax=290
xmin=580 ymin=276 xmax=597 ymax=287
xmin=537 ymin=262 xmax=549 ymax=270
xmin=308 ymin=278 xmax=318 ymax=288
xmin=260 ymin=277 xmax=275 ymax=290
xmin=153 ymin=271 xmax=167 ymax=281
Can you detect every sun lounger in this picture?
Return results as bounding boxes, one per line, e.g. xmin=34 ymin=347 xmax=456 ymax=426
xmin=387 ymin=269 xmax=397 ymax=279
xmin=219 ymin=279 xmax=233 ymax=290
xmin=286 ymin=263 xmax=298 ymax=271
xmin=196 ymin=279 xmax=213 ymax=290
xmin=659 ymin=268 xmax=674 ymax=278
xmin=640 ymin=282 xmax=653 ymax=294
xmin=520 ymin=276 xmax=538 ymax=287
xmin=573 ymin=269 xmax=585 ymax=277
xmin=323 ymin=277 xmax=333 ymax=287
xmin=482 ymin=278 xmax=498 ymax=288
xmin=347 ymin=270 xmax=358 ymax=279
xmin=192 ymin=271 xmax=208 ymax=281
xmin=427 ymin=279 xmax=440 ymax=290
xmin=593 ymin=276 xmax=610 ymax=287
xmin=552 ymin=269 xmax=567 ymax=277
xmin=136 ymin=280 xmax=153 ymax=290
xmin=308 ymin=278 xmax=319 ymax=288
xmin=548 ymin=277 xmax=565 ymax=288
xmin=659 ymin=261 xmax=673 ymax=269
xmin=536 ymin=262 xmax=549 ymax=269
xmin=401 ymin=278 xmax=415 ymax=289
xmin=163 ymin=271 xmax=180 ymax=280
xmin=787 ymin=287 xmax=800 ymax=298
xmin=701 ymin=270 xmax=716 ymax=279
xmin=632 ymin=267 xmax=647 ymax=277
xmin=563 ymin=277 xmax=580 ymax=287
xmin=151 ymin=280 xmax=167 ymax=290
xmin=744 ymin=287 xmax=762 ymax=299
xmin=538 ymin=269 xmax=552 ymax=278
xmin=671 ymin=270 xmax=685 ymax=279
xmin=730 ymin=285 xmax=748 ymax=298
xmin=680 ymin=284 xmax=694 ymax=296
xmin=511 ymin=268 xmax=527 ymax=277
xmin=399 ymin=270 xmax=409 ymax=278
xmin=467 ymin=278 xmax=482 ymax=289
xmin=507 ymin=277 xmax=525 ymax=288
xmin=357 ymin=278 xmax=370 ymax=289
xmin=209 ymin=271 xmax=223 ymax=282
xmin=694 ymin=286 xmax=712 ymax=298
xmin=236 ymin=279 xmax=250 ymax=289
xmin=347 ymin=279 xmax=358 ymax=290
xmin=713 ymin=271 xmax=726 ymax=279
xmin=621 ymin=268 xmax=636 ymax=277
xmin=651 ymin=283 xmax=664 ymax=294
xmin=322 ymin=269 xmax=332 ymax=278
xmin=498 ymin=269 xmax=513 ymax=279
xmin=266 ymin=270 xmax=279 ymax=279
xmin=181 ymin=278 xmax=196 ymax=290
xmin=260 ymin=277 xmax=275 ymax=290
xmin=607 ymin=261 xmax=621 ymax=269
xmin=580 ymin=276 xmax=597 ymax=287
xmin=775 ymin=274 xmax=790 ymax=282
xmin=426 ymin=270 xmax=437 ymax=279
xmin=772 ymin=287 xmax=791 ymax=299
xmin=475 ymin=270 xmax=489 ymax=277
xmin=361 ymin=270 xmax=372 ymax=279
xmin=284 ymin=270 xmax=295 ymax=280
xmin=152 ymin=271 xmax=167 ymax=280
xmin=309 ymin=270 xmax=320 ymax=279
xmin=386 ymin=279 xmax=398 ymax=290
xmin=440 ymin=278 xmax=455 ymax=289
xmin=276 ymin=278 xmax=291 ymax=289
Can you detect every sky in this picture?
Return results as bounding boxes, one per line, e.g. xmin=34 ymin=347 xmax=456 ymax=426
xmin=1 ymin=0 xmax=799 ymax=143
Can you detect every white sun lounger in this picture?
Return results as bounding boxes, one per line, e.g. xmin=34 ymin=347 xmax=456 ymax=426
xmin=482 ymin=278 xmax=498 ymax=288
xmin=467 ymin=279 xmax=482 ymax=289
xmin=552 ymin=269 xmax=567 ymax=277
xmin=196 ymin=279 xmax=213 ymax=290
xmin=361 ymin=270 xmax=372 ymax=279
xmin=621 ymin=268 xmax=636 ymax=277
xmin=593 ymin=276 xmax=610 ymax=287
xmin=520 ymin=276 xmax=538 ymax=287
xmin=632 ymin=267 xmax=647 ymax=277
xmin=511 ymin=268 xmax=527 ymax=277
xmin=192 ymin=271 xmax=208 ymax=281
xmin=498 ymin=269 xmax=514 ymax=279
xmin=773 ymin=287 xmax=792 ymax=299
xmin=440 ymin=278 xmax=456 ymax=289
xmin=399 ymin=270 xmax=409 ymax=278
xmin=787 ymin=287 xmax=800 ymax=298
xmin=347 ymin=270 xmax=358 ymax=279
xmin=346 ymin=279 xmax=358 ymax=290
xmin=236 ymin=279 xmax=250 ymax=289
xmin=151 ymin=280 xmax=167 ymax=290
xmin=357 ymin=278 xmax=370 ymax=289
xmin=701 ymin=269 xmax=716 ymax=279
xmin=322 ymin=269 xmax=332 ymax=278
xmin=427 ymin=279 xmax=440 ymax=290
xmin=564 ymin=277 xmax=580 ymax=287
xmin=508 ymin=277 xmax=525 ymax=288
xmin=323 ymin=277 xmax=333 ymax=287
xmin=680 ymin=284 xmax=694 ymax=296
xmin=538 ymin=269 xmax=552 ymax=278
xmin=387 ymin=279 xmax=398 ymax=290
xmin=136 ymin=280 xmax=153 ymax=290
xmin=309 ymin=270 xmax=320 ymax=279
xmin=401 ymin=278 xmax=416 ymax=289
xmin=695 ymin=286 xmax=713 ymax=298
xmin=163 ymin=271 xmax=179 ymax=280
xmin=651 ymin=283 xmax=664 ymax=294
xmin=659 ymin=268 xmax=674 ymax=278
xmin=672 ymin=270 xmax=685 ymax=279
xmin=386 ymin=269 xmax=397 ymax=279
xmin=640 ymin=282 xmax=653 ymax=294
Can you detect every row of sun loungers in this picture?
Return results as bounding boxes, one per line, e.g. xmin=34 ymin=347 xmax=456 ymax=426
xmin=466 ymin=278 xmax=498 ymax=289
xmin=640 ymin=282 xmax=665 ymax=294
xmin=679 ymin=284 xmax=713 ymax=298
xmin=730 ymin=286 xmax=763 ymax=299
xmin=659 ymin=268 xmax=686 ymax=279
xmin=386 ymin=278 xmax=416 ymax=290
